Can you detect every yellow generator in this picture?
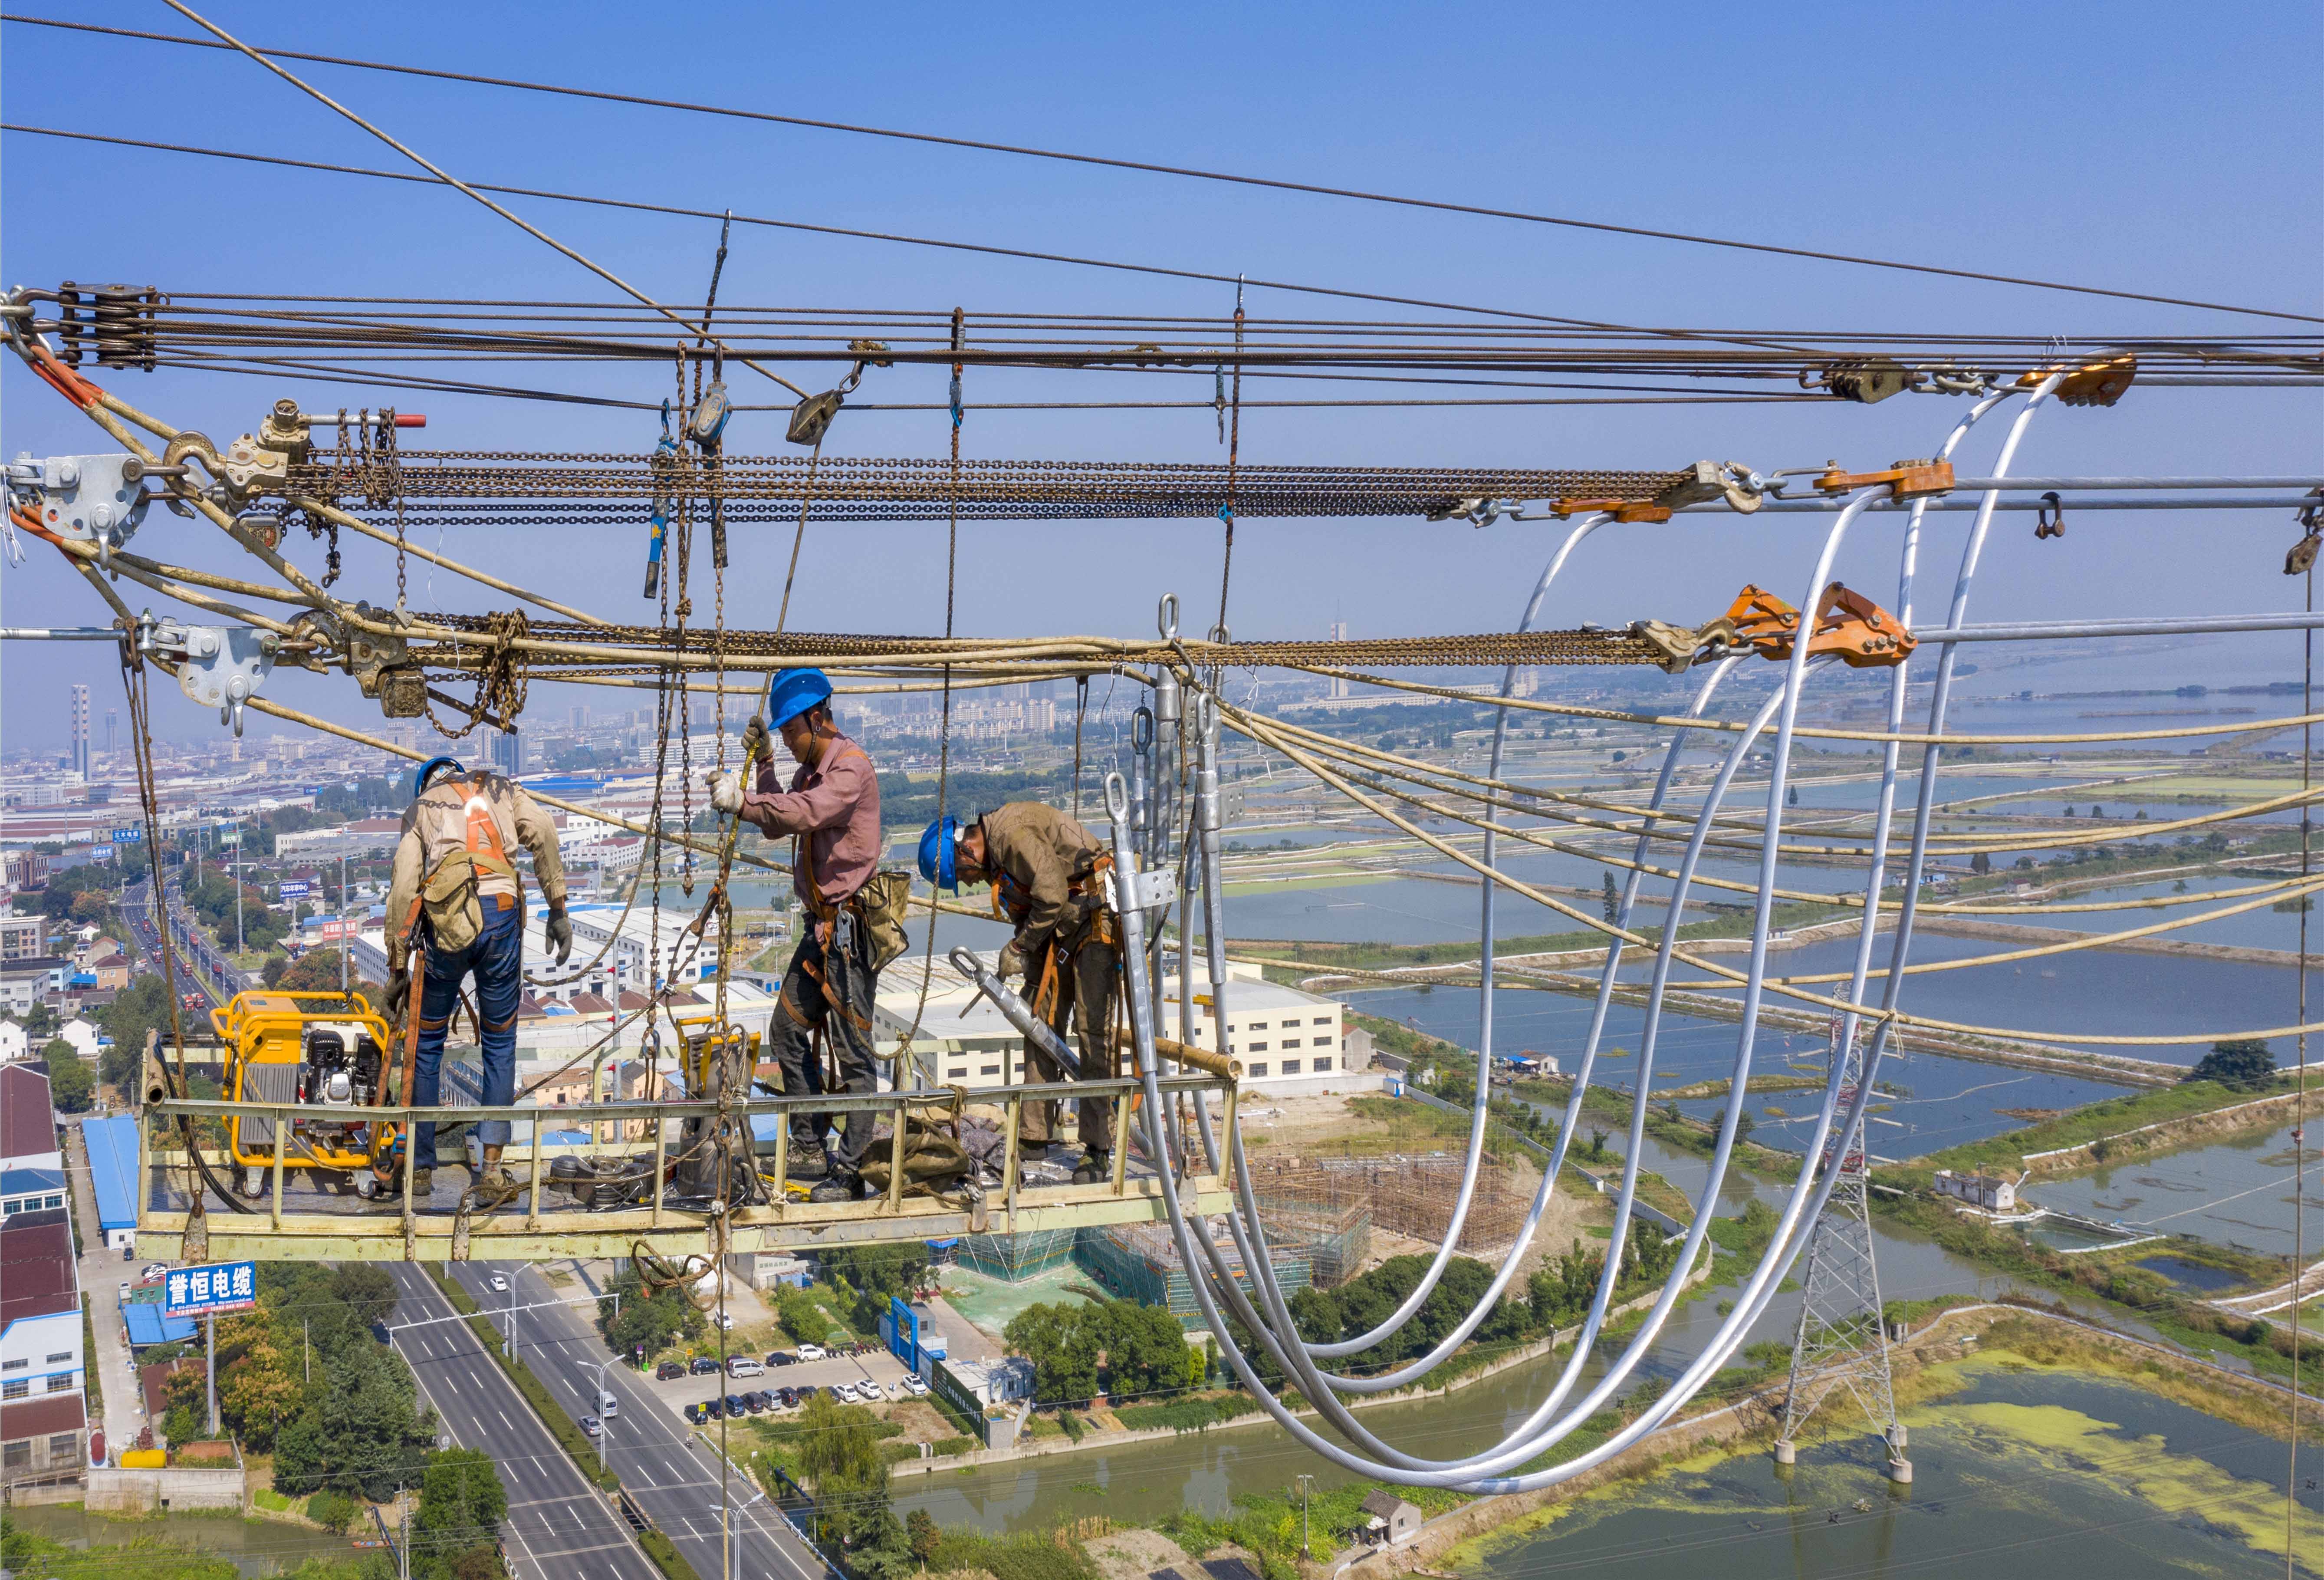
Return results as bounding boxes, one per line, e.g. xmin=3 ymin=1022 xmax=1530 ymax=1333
xmin=212 ymin=991 xmax=398 ymax=1196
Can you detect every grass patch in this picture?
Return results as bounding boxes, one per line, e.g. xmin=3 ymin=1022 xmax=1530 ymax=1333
xmin=1111 ymin=1393 xmax=1262 ymax=1435
xmin=925 ymin=1527 xmax=1100 ymax=1580
xmin=640 ymin=1528 xmax=706 ymax=1580
xmin=81 ymin=1296 xmax=102 ymax=1421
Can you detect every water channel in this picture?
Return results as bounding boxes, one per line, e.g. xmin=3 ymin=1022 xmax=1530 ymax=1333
xmin=6 ymin=1507 xmax=366 ymax=1577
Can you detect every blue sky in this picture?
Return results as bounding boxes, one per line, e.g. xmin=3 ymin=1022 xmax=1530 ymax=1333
xmin=4 ymin=0 xmax=2319 ymax=752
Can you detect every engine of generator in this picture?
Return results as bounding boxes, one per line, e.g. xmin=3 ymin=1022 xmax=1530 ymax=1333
xmin=297 ymin=1021 xmax=385 ymax=1110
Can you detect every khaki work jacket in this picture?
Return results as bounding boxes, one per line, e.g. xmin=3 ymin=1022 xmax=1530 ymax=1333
xmin=385 ymin=771 xmax=565 ymax=971
xmin=979 ymin=800 xmax=1108 ymax=962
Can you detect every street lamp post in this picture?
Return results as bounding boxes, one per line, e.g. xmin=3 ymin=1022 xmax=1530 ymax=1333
xmin=340 ymin=852 xmax=349 ymax=994
xmin=233 ymin=818 xmax=243 ymax=956
xmin=1296 ymin=1475 xmax=1314 ymax=1558
xmin=730 ymin=1487 xmax=768 ymax=1580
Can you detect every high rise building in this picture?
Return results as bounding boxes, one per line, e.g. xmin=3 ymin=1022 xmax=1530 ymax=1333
xmin=104 ymin=709 xmax=118 ymax=755
xmin=69 ymin=686 xmax=90 ymax=780
xmin=491 ymin=727 xmax=522 ymax=777
xmin=1328 ymin=623 xmax=1349 ymax=699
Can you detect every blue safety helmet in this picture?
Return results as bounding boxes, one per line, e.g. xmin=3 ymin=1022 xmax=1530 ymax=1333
xmin=413 ymin=755 xmax=464 ymax=797
xmin=766 ymin=667 xmax=834 ymax=730
xmin=917 ymin=816 xmax=960 ymax=890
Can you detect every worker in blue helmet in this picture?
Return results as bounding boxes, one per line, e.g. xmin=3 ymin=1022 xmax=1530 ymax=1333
xmin=707 ymin=668 xmax=888 ymax=1202
xmin=383 ymin=748 xmax=571 ymax=1205
xmin=920 ymin=802 xmax=1121 ymax=1183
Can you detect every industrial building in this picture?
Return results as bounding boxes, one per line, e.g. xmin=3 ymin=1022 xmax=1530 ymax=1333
xmin=878 ymin=951 xmax=1361 ymax=1096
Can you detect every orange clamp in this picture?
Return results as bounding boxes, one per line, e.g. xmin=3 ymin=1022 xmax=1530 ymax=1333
xmin=1720 ymin=582 xmax=1916 ymax=669
xmin=1551 ymin=497 xmax=1673 ymax=523
xmin=1813 ymin=458 xmax=1955 ymax=500
xmin=2019 ymin=354 xmax=2136 ymax=408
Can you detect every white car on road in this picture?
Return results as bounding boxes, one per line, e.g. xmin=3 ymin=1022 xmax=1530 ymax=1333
xmin=797 ymin=1343 xmax=825 ymax=1361
xmin=488 ymin=1275 xmax=510 ymax=1293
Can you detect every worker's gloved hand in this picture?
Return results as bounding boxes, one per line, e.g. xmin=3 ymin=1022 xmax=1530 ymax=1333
xmin=706 ymin=770 xmax=744 ymax=814
xmin=384 ymin=970 xmax=411 ymax=1023
xmin=740 ymin=715 xmax=772 ymax=765
xmin=995 ymin=939 xmax=1028 ymax=984
xmin=545 ymin=907 xmax=573 ymax=965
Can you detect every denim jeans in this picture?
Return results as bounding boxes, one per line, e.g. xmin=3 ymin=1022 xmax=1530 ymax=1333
xmin=412 ymin=897 xmax=522 ymax=1170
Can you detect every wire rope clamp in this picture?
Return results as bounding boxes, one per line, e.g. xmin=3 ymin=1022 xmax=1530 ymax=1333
xmin=1813 ymin=458 xmax=1954 ymax=500
xmin=1630 ymin=616 xmax=1737 ymax=674
xmin=7 ymin=451 xmax=152 ymax=559
xmin=154 ymin=620 xmax=279 ymax=736
xmin=1814 ymin=358 xmax=1912 ymax=404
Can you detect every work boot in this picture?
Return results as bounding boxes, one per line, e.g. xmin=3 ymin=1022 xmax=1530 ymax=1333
xmin=785 ymin=1145 xmax=829 ymax=1181
xmin=1073 ymin=1150 xmax=1109 ymax=1185
xmin=808 ymin=1175 xmax=866 ymax=1205
xmin=467 ymin=1166 xmax=524 ymax=1211
xmin=408 ymin=1168 xmax=433 ymax=1197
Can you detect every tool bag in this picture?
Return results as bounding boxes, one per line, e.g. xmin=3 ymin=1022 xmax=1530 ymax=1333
xmin=857 ymin=1091 xmax=975 ymax=1196
xmin=854 ymin=869 xmax=913 ymax=972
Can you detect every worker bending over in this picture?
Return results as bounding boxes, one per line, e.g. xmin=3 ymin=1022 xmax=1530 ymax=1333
xmin=920 ymin=802 xmax=1121 ymax=1184
xmin=708 ymin=668 xmax=885 ymax=1203
xmin=385 ymin=755 xmax=572 ymax=1203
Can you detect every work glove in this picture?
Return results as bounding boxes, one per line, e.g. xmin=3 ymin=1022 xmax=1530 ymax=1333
xmin=384 ymin=970 xmax=411 ymax=1023
xmin=740 ymin=715 xmax=773 ymax=766
xmin=546 ymin=907 xmax=573 ymax=965
xmin=995 ymin=938 xmax=1029 ymax=984
xmin=706 ymin=770 xmax=745 ymax=815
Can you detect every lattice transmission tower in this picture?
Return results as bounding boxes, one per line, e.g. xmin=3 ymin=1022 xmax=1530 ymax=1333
xmin=1772 ymin=1012 xmax=1912 ymax=1483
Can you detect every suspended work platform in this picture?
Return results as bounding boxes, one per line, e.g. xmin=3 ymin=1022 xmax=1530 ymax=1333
xmin=133 ymin=1073 xmax=1239 ymax=1263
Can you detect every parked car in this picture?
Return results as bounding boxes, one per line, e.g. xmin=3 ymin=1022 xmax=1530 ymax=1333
xmin=797 ymin=1343 xmax=825 ymax=1361
xmin=690 ymin=1356 xmax=722 ymax=1376
xmin=683 ymin=1403 xmax=707 ymax=1425
xmin=766 ymin=1351 xmax=796 ymax=1367
xmin=700 ymin=1398 xmax=723 ymax=1421
xmin=727 ymin=1356 xmax=765 ymax=1378
xmin=725 ymin=1393 xmax=748 ymax=1417
xmin=657 ymin=1360 xmax=686 ymax=1382
xmin=743 ymin=1392 xmax=769 ymax=1414
xmin=581 ymin=1416 xmax=601 ymax=1438
xmin=777 ymin=1387 xmax=799 ymax=1408
xmin=901 ymin=1374 xmax=929 ymax=1397
xmin=833 ymin=1381 xmax=861 ymax=1403
xmin=140 ymin=1262 xmax=169 ymax=1281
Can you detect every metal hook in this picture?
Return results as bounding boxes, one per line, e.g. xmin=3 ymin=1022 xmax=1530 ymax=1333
xmin=1104 ymin=770 xmax=1131 ymax=825
xmin=2035 ymin=490 xmax=2065 ymax=540
xmin=1132 ymin=706 xmax=1155 ymax=751
xmin=1157 ymin=592 xmax=1179 ymax=642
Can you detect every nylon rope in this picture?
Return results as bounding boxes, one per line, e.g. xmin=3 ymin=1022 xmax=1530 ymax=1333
xmin=896 ymin=308 xmax=966 ymax=1066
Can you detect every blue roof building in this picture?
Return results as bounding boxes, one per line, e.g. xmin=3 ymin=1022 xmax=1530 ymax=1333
xmin=0 ymin=1167 xmax=66 ymax=1218
xmin=83 ymin=1113 xmax=140 ymax=1249
xmin=122 ymin=1301 xmax=196 ymax=1347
